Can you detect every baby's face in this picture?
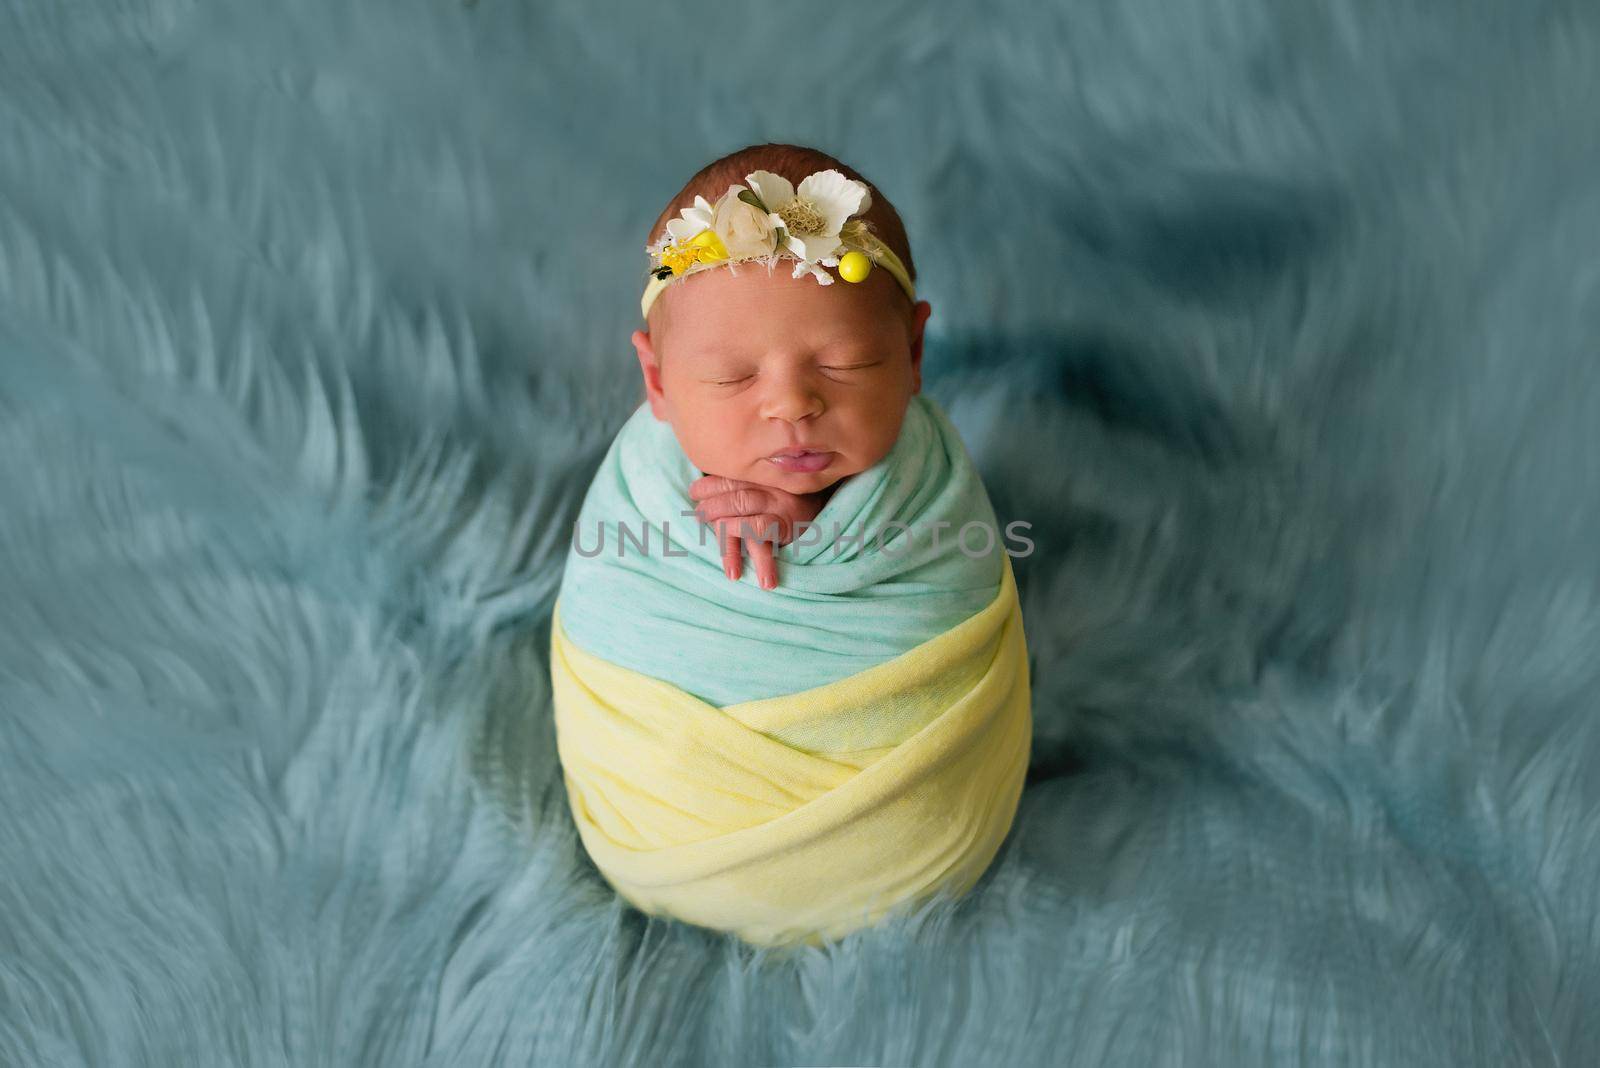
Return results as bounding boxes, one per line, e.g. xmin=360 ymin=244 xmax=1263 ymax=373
xmin=632 ymin=263 xmax=932 ymax=495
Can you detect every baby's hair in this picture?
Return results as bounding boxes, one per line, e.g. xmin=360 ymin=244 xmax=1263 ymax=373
xmin=645 ymin=142 xmax=917 ymax=315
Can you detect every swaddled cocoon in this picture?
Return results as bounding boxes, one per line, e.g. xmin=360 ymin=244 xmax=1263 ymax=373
xmin=557 ymin=394 xmax=1006 ymax=704
xmin=550 ymin=394 xmax=1031 ymax=946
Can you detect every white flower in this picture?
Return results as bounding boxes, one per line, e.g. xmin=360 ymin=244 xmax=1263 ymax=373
xmin=745 ymin=169 xmax=871 ymax=266
xmin=710 ymin=187 xmax=779 ymax=260
xmin=792 ymin=259 xmax=835 ymax=284
xmin=663 ymin=194 xmax=716 ymax=244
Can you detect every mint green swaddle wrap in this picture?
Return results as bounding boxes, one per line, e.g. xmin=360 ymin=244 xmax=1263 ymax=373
xmin=553 ymin=393 xmax=1007 ymax=707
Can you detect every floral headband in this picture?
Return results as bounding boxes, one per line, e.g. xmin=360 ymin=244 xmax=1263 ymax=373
xmin=641 ymin=169 xmax=916 ymax=320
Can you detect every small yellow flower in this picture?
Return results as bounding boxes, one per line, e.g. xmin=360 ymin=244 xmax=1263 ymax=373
xmin=657 ymin=229 xmax=729 ymax=275
xmin=688 ymin=228 xmax=728 ymax=262
xmin=659 ymin=243 xmax=700 ymax=276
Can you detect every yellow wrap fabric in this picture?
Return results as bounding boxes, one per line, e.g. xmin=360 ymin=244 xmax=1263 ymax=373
xmin=549 ymin=554 xmax=1032 ymax=948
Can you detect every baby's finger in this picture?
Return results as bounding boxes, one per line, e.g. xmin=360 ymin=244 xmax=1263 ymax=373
xmin=697 ymin=488 xmax=770 ymax=525
xmin=721 ymin=530 xmax=742 ymax=581
xmin=747 ymin=539 xmax=778 ymax=591
xmin=729 ymin=512 xmax=786 ymax=545
xmin=705 ymin=513 xmax=778 ymax=547
xmin=689 ymin=474 xmax=752 ymax=502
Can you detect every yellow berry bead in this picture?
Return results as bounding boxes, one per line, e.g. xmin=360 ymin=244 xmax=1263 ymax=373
xmin=837 ymin=249 xmax=873 ymax=283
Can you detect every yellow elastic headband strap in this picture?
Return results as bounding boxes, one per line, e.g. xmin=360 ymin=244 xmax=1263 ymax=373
xmin=640 ymin=233 xmax=916 ymax=321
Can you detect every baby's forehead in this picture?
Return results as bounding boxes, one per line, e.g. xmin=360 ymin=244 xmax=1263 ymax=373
xmin=684 ymin=329 xmax=886 ymax=358
xmin=653 ymin=271 xmax=906 ymax=345
xmin=658 ymin=314 xmax=902 ymax=363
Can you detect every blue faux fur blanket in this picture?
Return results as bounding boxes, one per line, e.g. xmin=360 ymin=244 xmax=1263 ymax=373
xmin=2 ymin=1 xmax=1598 ymax=1065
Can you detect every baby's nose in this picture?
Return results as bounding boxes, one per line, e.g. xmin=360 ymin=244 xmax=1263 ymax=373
xmin=760 ymin=380 xmax=825 ymax=422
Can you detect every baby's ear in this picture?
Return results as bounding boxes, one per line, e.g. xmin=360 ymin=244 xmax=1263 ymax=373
xmin=631 ymin=328 xmax=668 ymax=419
xmin=908 ymin=300 xmax=932 ymax=393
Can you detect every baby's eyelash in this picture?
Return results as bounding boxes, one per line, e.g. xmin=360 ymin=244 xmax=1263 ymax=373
xmin=708 ymin=362 xmax=879 ymax=385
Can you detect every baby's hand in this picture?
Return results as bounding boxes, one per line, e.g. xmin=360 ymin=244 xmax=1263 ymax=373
xmin=688 ymin=475 xmax=829 ymax=591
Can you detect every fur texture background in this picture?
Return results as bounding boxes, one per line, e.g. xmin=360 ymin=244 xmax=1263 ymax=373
xmin=3 ymin=1 xmax=1598 ymax=1064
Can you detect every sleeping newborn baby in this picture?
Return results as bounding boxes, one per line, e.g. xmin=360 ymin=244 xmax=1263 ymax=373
xmin=631 ymin=163 xmax=934 ymax=597
xmin=549 ymin=143 xmax=1032 ymax=949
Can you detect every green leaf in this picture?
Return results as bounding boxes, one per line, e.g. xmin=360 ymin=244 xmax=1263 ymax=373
xmin=737 ymin=188 xmax=769 ymax=214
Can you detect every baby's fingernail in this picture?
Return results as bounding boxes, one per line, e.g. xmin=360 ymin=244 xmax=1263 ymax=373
xmin=760 ymin=575 xmax=775 ymax=590
xmin=726 ymin=564 xmax=738 ymax=580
